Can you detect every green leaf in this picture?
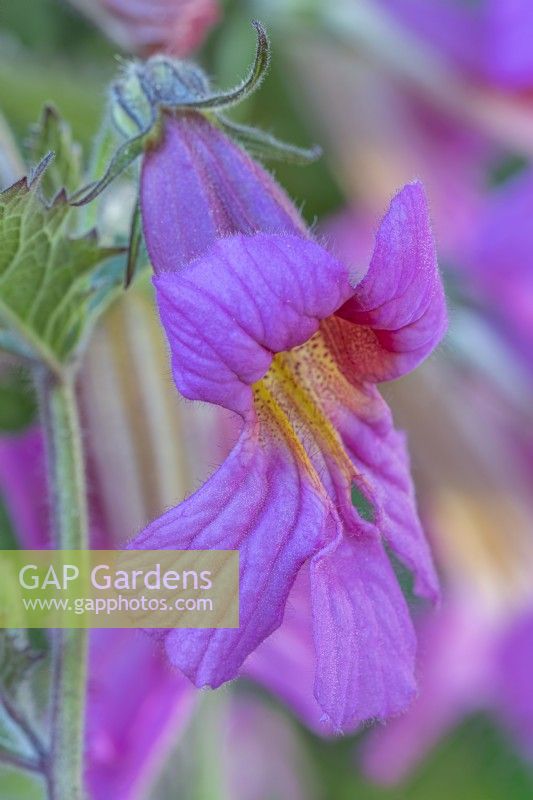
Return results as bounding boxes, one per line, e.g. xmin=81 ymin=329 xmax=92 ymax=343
xmin=26 ymin=105 xmax=82 ymax=201
xmin=0 ymin=368 xmax=37 ymax=433
xmin=0 ymin=632 xmax=43 ymax=694
xmin=0 ymin=160 xmax=124 ymax=370
xmin=0 ymin=767 xmax=44 ymax=800
xmin=0 ymin=495 xmax=18 ymax=550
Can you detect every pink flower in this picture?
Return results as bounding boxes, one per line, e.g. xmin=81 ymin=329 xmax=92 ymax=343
xmin=129 ymin=104 xmax=447 ymax=732
xmin=289 ymin=2 xmax=533 ymax=258
xmin=457 ymin=168 xmax=533 ymax=370
xmin=69 ymin=0 xmax=220 ymax=56
xmin=207 ymin=692 xmax=318 ymax=800
xmin=494 ymin=613 xmax=533 ymax=757
xmin=379 ymin=0 xmax=533 ymax=90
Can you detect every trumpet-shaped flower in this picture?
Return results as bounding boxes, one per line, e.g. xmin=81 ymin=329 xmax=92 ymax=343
xmin=131 ymin=108 xmax=447 ymax=732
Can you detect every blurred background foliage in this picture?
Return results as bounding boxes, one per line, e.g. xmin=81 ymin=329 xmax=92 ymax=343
xmin=0 ymin=1 xmax=532 ymax=798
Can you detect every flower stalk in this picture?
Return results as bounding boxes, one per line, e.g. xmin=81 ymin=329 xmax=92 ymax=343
xmin=38 ymin=369 xmax=88 ymax=800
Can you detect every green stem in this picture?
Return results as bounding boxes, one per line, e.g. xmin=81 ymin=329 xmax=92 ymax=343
xmin=39 ymin=370 xmax=88 ymax=800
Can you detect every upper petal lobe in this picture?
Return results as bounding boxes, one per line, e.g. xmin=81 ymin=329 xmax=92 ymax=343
xmin=155 ymin=233 xmax=354 ymax=415
xmin=336 ymin=182 xmax=447 ymax=382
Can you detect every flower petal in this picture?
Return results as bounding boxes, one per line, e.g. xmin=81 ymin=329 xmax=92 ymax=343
xmin=336 ymin=181 xmax=447 ymax=382
xmin=245 ymin=536 xmax=419 ymax=735
xmin=311 ymin=535 xmax=417 ymax=732
xmin=87 ymin=629 xmax=195 ymax=800
xmin=131 ymin=421 xmax=331 ymax=687
xmin=154 ymin=232 xmax=353 ymax=415
xmin=0 ymin=428 xmax=48 ymax=548
xmin=320 ymin=182 xmax=444 ymax=600
xmin=86 ymin=0 xmax=219 ymax=57
xmin=286 ymin=323 xmax=439 ymax=601
xmin=332 ymin=377 xmax=439 ymax=600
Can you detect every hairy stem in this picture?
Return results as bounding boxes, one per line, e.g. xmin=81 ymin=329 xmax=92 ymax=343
xmin=39 ymin=370 xmax=88 ymax=800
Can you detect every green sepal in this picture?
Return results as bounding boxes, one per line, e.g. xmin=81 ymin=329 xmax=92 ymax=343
xmin=216 ymin=115 xmax=322 ymax=165
xmin=124 ymin=200 xmax=142 ymax=288
xmin=170 ymin=20 xmax=271 ymax=112
xmin=70 ymin=128 xmax=149 ymax=207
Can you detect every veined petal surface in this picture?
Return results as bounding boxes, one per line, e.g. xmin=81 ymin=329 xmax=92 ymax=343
xmin=131 ymin=184 xmax=446 ymax=725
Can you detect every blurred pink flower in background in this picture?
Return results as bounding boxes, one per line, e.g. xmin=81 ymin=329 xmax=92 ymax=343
xmin=361 ymin=602 xmax=495 ymax=784
xmin=86 ymin=630 xmax=194 ymax=800
xmin=285 ymin=13 xmax=487 ymax=253
xmin=285 ymin=0 xmax=533 ymax=257
xmin=220 ymin=694 xmax=318 ymax=800
xmin=0 ymin=426 xmax=196 ymax=800
xmin=455 ymin=168 xmax=533 ymax=370
xmin=361 ymin=602 xmax=533 ymax=784
xmin=378 ymin=0 xmax=533 ymax=89
xmin=359 ymin=602 xmax=533 ymax=781
xmin=68 ymin=0 xmax=220 ymax=56
xmin=495 ymin=613 xmax=533 ymax=757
